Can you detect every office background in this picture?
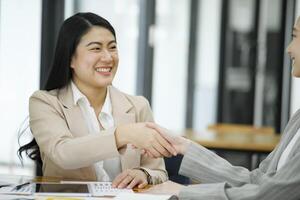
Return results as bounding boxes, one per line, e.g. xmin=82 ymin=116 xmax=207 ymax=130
xmin=0 ymin=0 xmax=299 ymax=176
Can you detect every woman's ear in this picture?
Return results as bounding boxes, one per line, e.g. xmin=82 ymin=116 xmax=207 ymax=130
xmin=70 ymin=56 xmax=75 ymax=69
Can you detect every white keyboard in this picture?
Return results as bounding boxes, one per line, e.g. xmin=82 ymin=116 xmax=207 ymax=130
xmin=89 ymin=182 xmax=133 ymax=196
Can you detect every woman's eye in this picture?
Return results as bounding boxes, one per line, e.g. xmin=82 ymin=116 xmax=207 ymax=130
xmin=91 ymin=47 xmax=101 ymax=51
xmin=110 ymin=45 xmax=117 ymax=50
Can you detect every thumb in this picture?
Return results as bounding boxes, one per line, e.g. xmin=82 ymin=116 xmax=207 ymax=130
xmin=146 ymin=122 xmax=164 ymax=135
xmin=145 ymin=122 xmax=156 ymax=129
xmin=146 ymin=123 xmax=175 ymax=144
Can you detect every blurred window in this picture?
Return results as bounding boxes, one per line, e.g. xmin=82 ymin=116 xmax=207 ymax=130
xmin=193 ymin=0 xmax=222 ymax=131
xmin=152 ymin=0 xmax=190 ymax=131
xmin=0 ymin=0 xmax=41 ymax=175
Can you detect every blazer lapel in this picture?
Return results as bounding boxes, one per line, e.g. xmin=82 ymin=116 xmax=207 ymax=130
xmin=57 ymin=85 xmax=90 ymax=137
xmin=57 ymin=84 xmax=97 ymax=179
xmin=109 ymin=86 xmax=140 ymax=170
xmin=109 ymin=86 xmax=135 ymax=126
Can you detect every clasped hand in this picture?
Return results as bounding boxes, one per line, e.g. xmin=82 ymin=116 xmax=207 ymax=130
xmin=144 ymin=122 xmax=191 ymax=157
xmin=116 ymin=122 xmax=178 ymax=158
xmin=116 ymin=122 xmax=191 ymax=158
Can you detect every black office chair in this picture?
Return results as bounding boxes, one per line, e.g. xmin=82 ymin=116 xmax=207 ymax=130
xmin=164 ymin=155 xmax=190 ymax=184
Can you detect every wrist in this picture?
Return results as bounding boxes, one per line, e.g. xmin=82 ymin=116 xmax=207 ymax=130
xmin=115 ymin=125 xmax=130 ymax=149
xmin=180 ymin=137 xmax=191 ymax=155
xmin=134 ymin=168 xmax=151 ymax=184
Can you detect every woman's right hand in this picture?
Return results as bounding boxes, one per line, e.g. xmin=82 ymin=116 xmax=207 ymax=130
xmin=145 ymin=122 xmax=191 ymax=155
xmin=115 ymin=123 xmax=177 ymax=158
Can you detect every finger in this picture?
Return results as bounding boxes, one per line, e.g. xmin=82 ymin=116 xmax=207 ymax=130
xmin=118 ymin=175 xmax=134 ymax=188
xmin=145 ymin=122 xmax=156 ymax=129
xmin=140 ymin=149 xmax=146 ymax=154
xmin=147 ymin=123 xmax=169 ymax=140
xmin=145 ymin=147 xmax=159 ymax=158
xmin=155 ymin=134 xmax=177 ymax=157
xmin=146 ymin=123 xmax=172 ymax=142
xmin=138 ymin=181 xmax=148 ymax=188
xmin=150 ymin=124 xmax=170 ymax=140
xmin=144 ymin=150 xmax=155 ymax=158
xmin=145 ymin=122 xmax=155 ymax=127
xmin=147 ymin=146 xmax=161 ymax=158
xmin=152 ymin=139 xmax=171 ymax=157
xmin=146 ymin=122 xmax=164 ymax=133
xmin=112 ymin=171 xmax=129 ymax=187
xmin=154 ymin=133 xmax=177 ymax=156
xmin=127 ymin=177 xmax=140 ymax=189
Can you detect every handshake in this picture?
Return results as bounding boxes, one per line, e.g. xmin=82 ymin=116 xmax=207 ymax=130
xmin=113 ymin=122 xmax=191 ymax=189
xmin=115 ymin=122 xmax=191 ymax=158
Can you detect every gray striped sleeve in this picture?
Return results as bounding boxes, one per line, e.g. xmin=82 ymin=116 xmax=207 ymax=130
xmin=225 ymin=154 xmax=300 ymax=200
xmin=179 ymin=142 xmax=251 ymax=186
xmin=178 ymin=142 xmax=300 ymax=200
xmin=179 ymin=182 xmax=228 ymax=200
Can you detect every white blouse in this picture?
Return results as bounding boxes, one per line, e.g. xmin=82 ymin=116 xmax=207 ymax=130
xmin=71 ymin=82 xmax=121 ymax=181
xmin=277 ymin=128 xmax=300 ymax=170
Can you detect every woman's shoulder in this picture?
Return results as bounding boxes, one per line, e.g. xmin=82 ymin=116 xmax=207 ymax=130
xmin=31 ymin=88 xmax=59 ymax=98
xmin=30 ymin=88 xmax=60 ymax=103
xmin=29 ymin=88 xmax=67 ymax=115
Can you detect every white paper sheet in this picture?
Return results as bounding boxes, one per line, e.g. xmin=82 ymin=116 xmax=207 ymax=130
xmin=114 ymin=193 xmax=173 ymax=200
xmin=0 ymin=194 xmax=34 ymax=200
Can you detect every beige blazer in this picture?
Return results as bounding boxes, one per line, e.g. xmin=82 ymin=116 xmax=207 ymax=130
xmin=29 ymin=84 xmax=167 ymax=183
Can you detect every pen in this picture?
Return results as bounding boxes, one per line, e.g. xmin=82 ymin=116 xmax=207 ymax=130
xmin=0 ymin=184 xmax=11 ymax=188
xmin=14 ymin=182 xmax=31 ymax=191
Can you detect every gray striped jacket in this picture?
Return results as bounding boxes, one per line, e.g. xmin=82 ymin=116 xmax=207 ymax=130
xmin=178 ymin=109 xmax=300 ymax=200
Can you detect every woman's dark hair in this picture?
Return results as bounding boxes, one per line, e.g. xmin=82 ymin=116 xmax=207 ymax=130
xmin=18 ymin=12 xmax=116 ymax=168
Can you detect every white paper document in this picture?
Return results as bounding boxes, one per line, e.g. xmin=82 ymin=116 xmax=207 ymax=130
xmin=114 ymin=193 xmax=174 ymax=200
xmin=0 ymin=194 xmax=35 ymax=200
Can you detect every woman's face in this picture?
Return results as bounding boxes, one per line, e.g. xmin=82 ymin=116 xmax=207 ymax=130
xmin=287 ymin=17 xmax=300 ymax=77
xmin=71 ymin=26 xmax=119 ymax=89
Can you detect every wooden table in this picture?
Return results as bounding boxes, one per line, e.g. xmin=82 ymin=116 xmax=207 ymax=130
xmin=0 ymin=174 xmax=182 ymax=199
xmin=184 ymin=129 xmax=281 ymax=169
xmin=184 ymin=129 xmax=280 ymax=153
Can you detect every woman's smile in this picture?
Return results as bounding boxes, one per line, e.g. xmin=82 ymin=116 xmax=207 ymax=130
xmin=95 ymin=66 xmax=113 ymax=76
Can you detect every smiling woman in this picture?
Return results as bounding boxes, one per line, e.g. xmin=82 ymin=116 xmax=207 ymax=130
xmin=18 ymin=12 xmax=176 ymax=189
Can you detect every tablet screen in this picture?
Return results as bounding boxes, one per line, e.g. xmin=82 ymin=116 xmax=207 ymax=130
xmin=35 ymin=183 xmax=90 ymax=195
